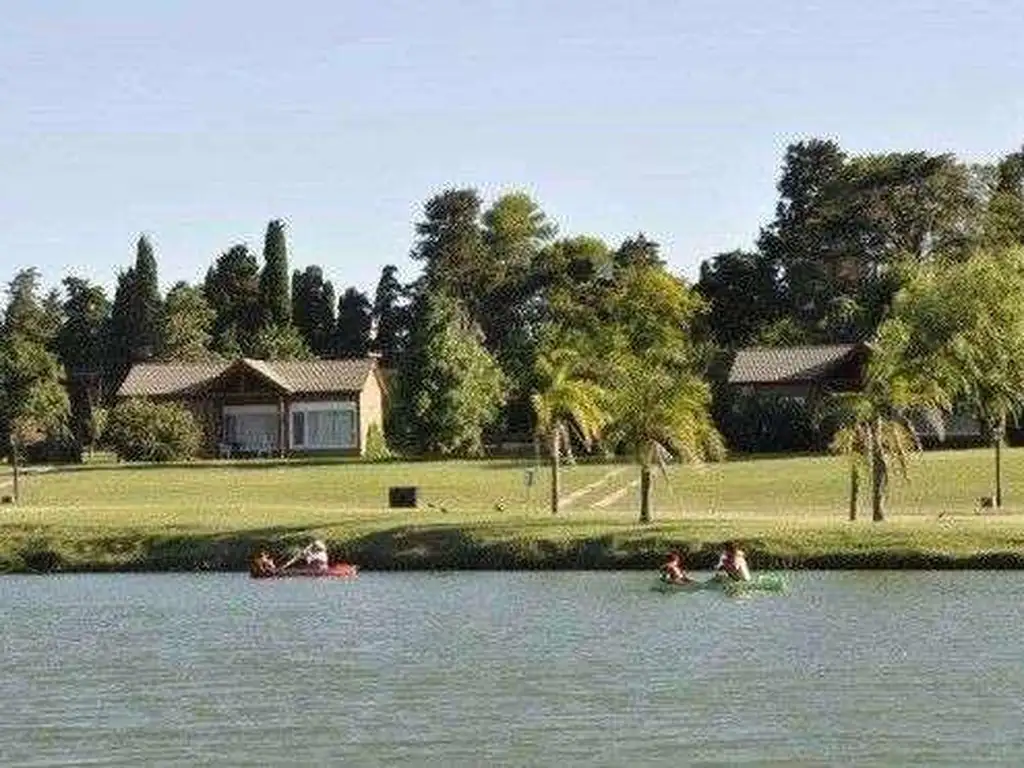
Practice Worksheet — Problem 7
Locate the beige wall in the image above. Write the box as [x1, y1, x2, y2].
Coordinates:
[358, 366, 385, 455]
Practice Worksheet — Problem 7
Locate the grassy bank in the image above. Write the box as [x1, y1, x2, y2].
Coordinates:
[4, 447, 1024, 572]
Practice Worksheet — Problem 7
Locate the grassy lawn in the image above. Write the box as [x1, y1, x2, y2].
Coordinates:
[4, 446, 1024, 571]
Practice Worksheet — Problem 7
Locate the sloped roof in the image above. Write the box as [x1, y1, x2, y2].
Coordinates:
[117, 357, 377, 397]
[728, 344, 862, 384]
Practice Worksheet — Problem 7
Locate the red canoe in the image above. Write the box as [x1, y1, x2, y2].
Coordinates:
[250, 563, 359, 579]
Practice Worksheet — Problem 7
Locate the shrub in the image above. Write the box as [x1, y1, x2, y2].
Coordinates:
[364, 422, 394, 461]
[106, 399, 202, 462]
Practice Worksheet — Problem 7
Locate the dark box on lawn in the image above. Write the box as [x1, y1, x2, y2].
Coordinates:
[389, 486, 417, 508]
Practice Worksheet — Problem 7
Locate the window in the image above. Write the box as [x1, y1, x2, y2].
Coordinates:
[289, 402, 357, 449]
[223, 404, 278, 452]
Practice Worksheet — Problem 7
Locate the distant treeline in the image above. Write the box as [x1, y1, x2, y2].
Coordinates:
[1, 137, 1023, 463]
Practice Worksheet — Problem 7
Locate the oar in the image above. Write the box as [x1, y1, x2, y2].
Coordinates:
[278, 546, 310, 572]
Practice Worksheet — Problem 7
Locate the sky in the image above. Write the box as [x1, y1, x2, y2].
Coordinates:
[2, 0, 1022, 302]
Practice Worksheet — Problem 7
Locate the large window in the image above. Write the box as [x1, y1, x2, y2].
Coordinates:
[223, 404, 278, 453]
[290, 401, 357, 449]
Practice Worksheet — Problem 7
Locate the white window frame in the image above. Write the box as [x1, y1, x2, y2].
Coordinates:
[223, 404, 279, 452]
[289, 400, 358, 450]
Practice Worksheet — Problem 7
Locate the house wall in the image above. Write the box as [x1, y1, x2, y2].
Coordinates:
[358, 368, 385, 455]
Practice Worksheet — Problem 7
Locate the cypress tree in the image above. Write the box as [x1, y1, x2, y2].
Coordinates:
[258, 219, 291, 329]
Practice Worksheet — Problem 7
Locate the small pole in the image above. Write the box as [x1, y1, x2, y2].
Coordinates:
[10, 436, 20, 504]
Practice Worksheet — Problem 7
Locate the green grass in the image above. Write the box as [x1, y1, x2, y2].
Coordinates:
[4, 446, 1024, 571]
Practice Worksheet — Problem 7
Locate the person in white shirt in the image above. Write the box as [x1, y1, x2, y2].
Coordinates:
[713, 541, 751, 582]
[305, 539, 329, 571]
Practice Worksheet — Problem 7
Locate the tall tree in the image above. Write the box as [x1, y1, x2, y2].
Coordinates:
[530, 345, 608, 515]
[614, 233, 665, 270]
[132, 235, 162, 360]
[885, 248, 1024, 508]
[291, 265, 335, 357]
[983, 147, 1024, 249]
[107, 236, 162, 386]
[159, 282, 215, 362]
[334, 287, 372, 358]
[257, 219, 291, 329]
[480, 192, 557, 385]
[56, 277, 110, 448]
[371, 265, 410, 367]
[390, 290, 506, 456]
[1, 272, 70, 486]
[203, 244, 260, 356]
[411, 189, 488, 316]
[696, 250, 782, 348]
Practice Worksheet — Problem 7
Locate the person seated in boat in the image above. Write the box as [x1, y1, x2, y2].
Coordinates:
[250, 551, 277, 577]
[659, 551, 694, 584]
[304, 539, 329, 572]
[713, 541, 751, 582]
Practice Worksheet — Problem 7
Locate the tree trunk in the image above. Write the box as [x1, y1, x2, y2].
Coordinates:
[871, 422, 886, 522]
[549, 430, 560, 515]
[849, 462, 859, 522]
[639, 464, 652, 523]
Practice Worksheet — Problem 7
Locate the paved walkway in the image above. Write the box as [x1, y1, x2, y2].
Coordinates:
[558, 468, 627, 509]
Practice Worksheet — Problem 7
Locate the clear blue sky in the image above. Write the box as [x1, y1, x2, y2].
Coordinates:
[2, 0, 1022, 301]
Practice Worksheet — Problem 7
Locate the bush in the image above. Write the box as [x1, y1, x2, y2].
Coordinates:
[106, 399, 202, 462]
[364, 422, 394, 461]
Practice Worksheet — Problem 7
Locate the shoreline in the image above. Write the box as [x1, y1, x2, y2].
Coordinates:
[5, 527, 1024, 573]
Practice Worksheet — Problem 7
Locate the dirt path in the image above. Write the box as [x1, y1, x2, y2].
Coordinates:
[591, 478, 640, 508]
[558, 467, 627, 509]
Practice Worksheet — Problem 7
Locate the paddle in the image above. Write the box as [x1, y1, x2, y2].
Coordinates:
[278, 545, 311, 572]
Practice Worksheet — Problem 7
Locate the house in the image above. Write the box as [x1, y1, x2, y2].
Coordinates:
[724, 343, 984, 446]
[116, 357, 385, 457]
[727, 344, 869, 400]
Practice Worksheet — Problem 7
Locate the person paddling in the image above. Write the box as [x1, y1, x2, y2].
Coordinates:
[304, 539, 329, 572]
[659, 551, 695, 584]
[713, 541, 751, 582]
[250, 551, 277, 577]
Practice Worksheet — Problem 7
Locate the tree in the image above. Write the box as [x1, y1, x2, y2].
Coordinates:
[291, 265, 335, 357]
[203, 244, 261, 356]
[159, 282, 215, 361]
[390, 290, 506, 456]
[257, 219, 291, 329]
[411, 189, 488, 316]
[983, 147, 1024, 249]
[249, 323, 312, 361]
[696, 250, 782, 348]
[827, 320, 951, 522]
[371, 265, 410, 367]
[334, 287, 372, 358]
[56, 277, 110, 449]
[597, 259, 723, 522]
[107, 236, 163, 387]
[885, 248, 1024, 508]
[132, 235, 162, 359]
[530, 345, 609, 515]
[1, 273, 70, 492]
[606, 355, 724, 523]
[3, 268, 62, 345]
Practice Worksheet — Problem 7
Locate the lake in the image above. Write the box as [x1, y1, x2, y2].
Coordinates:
[2, 571, 1023, 767]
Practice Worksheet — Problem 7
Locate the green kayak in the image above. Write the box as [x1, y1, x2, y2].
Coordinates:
[652, 573, 788, 595]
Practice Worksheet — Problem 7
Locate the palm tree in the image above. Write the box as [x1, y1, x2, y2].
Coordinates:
[530, 348, 609, 515]
[828, 324, 951, 522]
[606, 358, 724, 523]
[828, 393, 922, 522]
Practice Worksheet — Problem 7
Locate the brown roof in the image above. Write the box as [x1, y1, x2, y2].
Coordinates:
[117, 357, 377, 397]
[728, 344, 862, 384]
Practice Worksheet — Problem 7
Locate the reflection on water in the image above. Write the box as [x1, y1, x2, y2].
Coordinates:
[2, 571, 1023, 767]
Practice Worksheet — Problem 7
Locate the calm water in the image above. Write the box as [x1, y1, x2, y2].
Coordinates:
[2, 571, 1024, 767]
